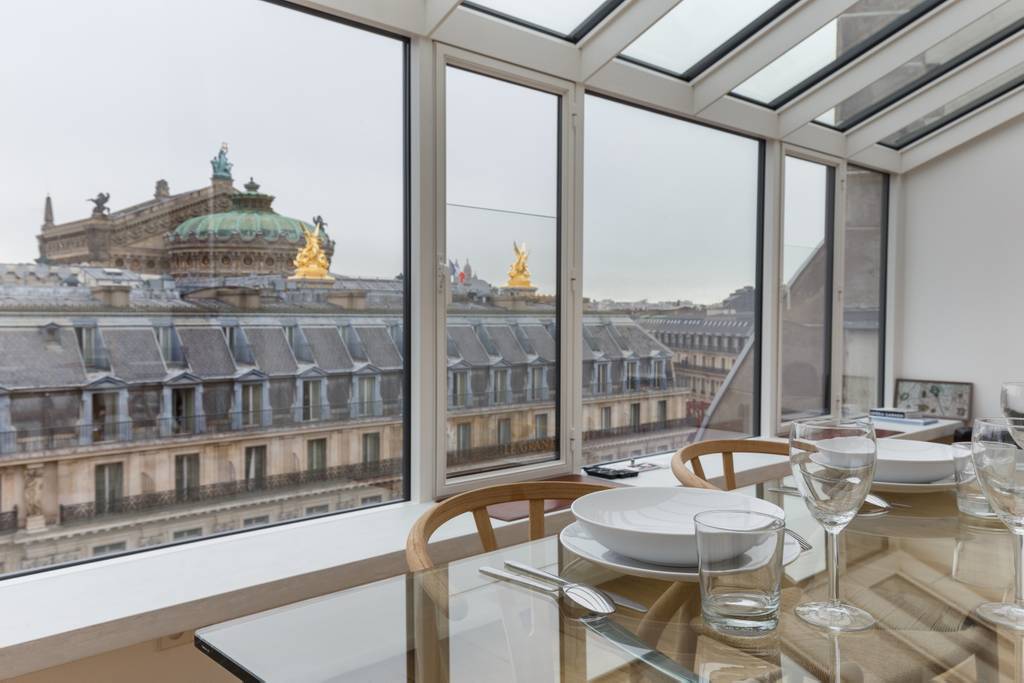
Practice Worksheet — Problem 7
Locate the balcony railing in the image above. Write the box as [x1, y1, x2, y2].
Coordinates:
[448, 389, 555, 411]
[0, 401, 404, 456]
[584, 376, 679, 397]
[58, 459, 402, 525]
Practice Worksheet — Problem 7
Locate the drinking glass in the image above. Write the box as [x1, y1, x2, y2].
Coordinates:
[951, 442, 995, 518]
[1002, 383, 1024, 418]
[695, 510, 785, 635]
[789, 418, 877, 631]
[971, 417, 1024, 629]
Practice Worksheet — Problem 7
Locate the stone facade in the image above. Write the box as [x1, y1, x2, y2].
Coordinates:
[37, 150, 333, 279]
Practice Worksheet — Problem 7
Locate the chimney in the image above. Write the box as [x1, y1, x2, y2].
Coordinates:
[91, 284, 132, 309]
[43, 195, 54, 227]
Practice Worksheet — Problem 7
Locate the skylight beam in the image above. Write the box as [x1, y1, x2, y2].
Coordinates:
[777, 0, 1010, 137]
[424, 0, 461, 35]
[579, 0, 683, 82]
[846, 29, 1024, 154]
[691, 0, 860, 113]
[900, 84, 1024, 169]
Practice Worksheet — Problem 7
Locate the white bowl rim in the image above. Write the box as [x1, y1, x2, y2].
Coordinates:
[570, 486, 782, 538]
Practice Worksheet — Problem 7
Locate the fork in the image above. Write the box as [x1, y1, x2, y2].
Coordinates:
[785, 528, 813, 552]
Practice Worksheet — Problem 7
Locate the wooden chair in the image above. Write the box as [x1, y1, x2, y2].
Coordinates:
[671, 439, 787, 491]
[406, 480, 610, 571]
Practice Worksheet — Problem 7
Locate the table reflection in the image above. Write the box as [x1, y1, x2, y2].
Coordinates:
[198, 488, 1024, 682]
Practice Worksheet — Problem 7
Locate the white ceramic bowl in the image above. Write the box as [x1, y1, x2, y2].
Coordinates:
[875, 439, 955, 484]
[570, 487, 784, 566]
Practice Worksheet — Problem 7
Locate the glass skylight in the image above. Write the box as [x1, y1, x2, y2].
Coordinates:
[462, 0, 625, 40]
[881, 61, 1024, 148]
[621, 0, 797, 79]
[817, 0, 1024, 129]
[734, 0, 942, 107]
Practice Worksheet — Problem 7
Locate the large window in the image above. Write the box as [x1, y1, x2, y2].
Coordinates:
[443, 65, 561, 480]
[842, 167, 889, 414]
[780, 156, 835, 423]
[582, 95, 762, 464]
[0, 1, 407, 576]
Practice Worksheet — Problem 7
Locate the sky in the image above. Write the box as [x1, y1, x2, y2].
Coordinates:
[1, 0, 824, 306]
[0, 0, 405, 279]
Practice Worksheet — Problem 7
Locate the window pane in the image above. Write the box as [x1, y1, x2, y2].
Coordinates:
[583, 95, 760, 464]
[0, 1, 406, 575]
[445, 66, 559, 478]
[463, 0, 622, 38]
[842, 167, 888, 414]
[881, 62, 1024, 148]
[818, 1, 1024, 128]
[781, 156, 834, 423]
[622, 0, 793, 78]
[735, 0, 938, 106]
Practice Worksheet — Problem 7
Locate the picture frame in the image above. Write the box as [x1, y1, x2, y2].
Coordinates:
[893, 378, 973, 422]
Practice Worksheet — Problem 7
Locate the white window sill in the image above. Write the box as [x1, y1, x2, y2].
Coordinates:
[0, 499, 516, 677]
[1, 419, 959, 677]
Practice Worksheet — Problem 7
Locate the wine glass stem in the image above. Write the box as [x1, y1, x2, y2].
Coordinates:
[1015, 532, 1024, 608]
[827, 529, 840, 606]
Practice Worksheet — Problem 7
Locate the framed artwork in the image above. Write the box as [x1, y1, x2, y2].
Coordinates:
[894, 379, 973, 422]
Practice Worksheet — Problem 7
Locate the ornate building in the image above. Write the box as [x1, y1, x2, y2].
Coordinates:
[36, 146, 333, 278]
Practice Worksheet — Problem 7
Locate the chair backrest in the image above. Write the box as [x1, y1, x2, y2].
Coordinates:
[671, 439, 787, 490]
[406, 480, 609, 571]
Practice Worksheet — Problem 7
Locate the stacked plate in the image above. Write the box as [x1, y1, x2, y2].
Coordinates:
[872, 439, 956, 492]
[562, 487, 801, 582]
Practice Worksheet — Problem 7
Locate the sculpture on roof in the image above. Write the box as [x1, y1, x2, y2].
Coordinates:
[506, 241, 532, 288]
[210, 142, 233, 180]
[290, 222, 333, 281]
[312, 215, 329, 239]
[87, 192, 111, 217]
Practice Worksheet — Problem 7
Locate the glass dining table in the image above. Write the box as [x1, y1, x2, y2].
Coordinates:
[195, 486, 1024, 682]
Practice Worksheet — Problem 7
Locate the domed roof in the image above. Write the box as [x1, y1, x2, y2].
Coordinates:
[170, 179, 321, 244]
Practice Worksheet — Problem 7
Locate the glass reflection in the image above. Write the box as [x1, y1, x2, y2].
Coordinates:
[817, 0, 1024, 129]
[735, 0, 937, 106]
[881, 62, 1024, 148]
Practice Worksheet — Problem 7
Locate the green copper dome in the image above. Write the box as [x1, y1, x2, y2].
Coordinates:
[170, 179, 319, 244]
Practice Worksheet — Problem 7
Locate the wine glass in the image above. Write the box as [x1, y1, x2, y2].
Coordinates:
[1001, 383, 1024, 419]
[971, 417, 1024, 629]
[789, 418, 877, 631]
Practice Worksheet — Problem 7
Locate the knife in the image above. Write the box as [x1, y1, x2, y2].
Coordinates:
[480, 567, 698, 682]
[581, 614, 700, 682]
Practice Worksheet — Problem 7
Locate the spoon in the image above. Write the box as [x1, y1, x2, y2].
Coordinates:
[479, 567, 615, 615]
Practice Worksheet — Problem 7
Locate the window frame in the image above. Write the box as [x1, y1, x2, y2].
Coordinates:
[460, 0, 628, 43]
[432, 45, 577, 497]
[773, 146, 888, 433]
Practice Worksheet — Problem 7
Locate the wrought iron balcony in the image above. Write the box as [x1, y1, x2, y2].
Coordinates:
[58, 459, 402, 525]
[1, 401, 404, 456]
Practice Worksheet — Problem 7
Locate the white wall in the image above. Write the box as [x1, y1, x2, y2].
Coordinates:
[898, 115, 1024, 419]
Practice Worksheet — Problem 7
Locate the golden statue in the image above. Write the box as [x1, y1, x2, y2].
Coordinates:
[506, 241, 532, 288]
[290, 219, 333, 280]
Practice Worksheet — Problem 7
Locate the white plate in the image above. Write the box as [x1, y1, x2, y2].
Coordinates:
[559, 522, 802, 583]
[874, 439, 955, 484]
[571, 487, 784, 566]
